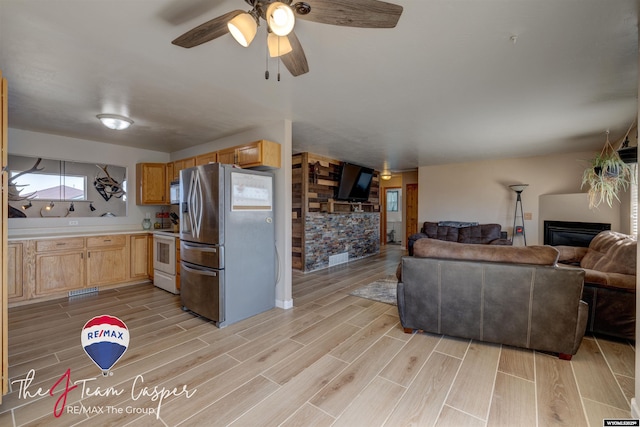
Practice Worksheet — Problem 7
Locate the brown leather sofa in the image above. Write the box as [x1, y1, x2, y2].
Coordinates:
[555, 231, 636, 340]
[408, 221, 511, 255]
[397, 238, 588, 359]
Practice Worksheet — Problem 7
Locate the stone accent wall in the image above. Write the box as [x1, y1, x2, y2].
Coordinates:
[304, 212, 380, 272]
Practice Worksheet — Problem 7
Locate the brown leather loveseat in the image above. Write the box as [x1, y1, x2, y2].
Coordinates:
[397, 238, 588, 359]
[408, 221, 511, 255]
[555, 231, 636, 340]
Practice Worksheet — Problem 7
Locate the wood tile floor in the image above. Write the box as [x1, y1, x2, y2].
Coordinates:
[0, 245, 635, 426]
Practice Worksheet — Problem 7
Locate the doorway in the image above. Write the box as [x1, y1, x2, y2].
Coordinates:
[385, 187, 402, 245]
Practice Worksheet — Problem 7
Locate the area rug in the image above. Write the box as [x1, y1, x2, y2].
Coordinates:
[350, 278, 398, 305]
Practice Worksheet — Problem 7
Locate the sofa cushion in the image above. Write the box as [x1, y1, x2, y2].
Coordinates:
[422, 222, 459, 241]
[580, 231, 637, 275]
[458, 224, 502, 244]
[413, 238, 559, 266]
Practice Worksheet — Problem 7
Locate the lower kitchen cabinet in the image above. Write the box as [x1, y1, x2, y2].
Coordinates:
[86, 235, 128, 287]
[7, 242, 25, 300]
[10, 233, 152, 304]
[130, 234, 149, 279]
[35, 250, 85, 296]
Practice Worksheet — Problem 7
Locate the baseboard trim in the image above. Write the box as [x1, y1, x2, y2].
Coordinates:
[631, 398, 639, 418]
[276, 299, 294, 310]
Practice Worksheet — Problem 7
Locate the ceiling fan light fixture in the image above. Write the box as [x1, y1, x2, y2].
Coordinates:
[267, 33, 293, 57]
[228, 12, 258, 47]
[97, 114, 133, 130]
[266, 2, 295, 36]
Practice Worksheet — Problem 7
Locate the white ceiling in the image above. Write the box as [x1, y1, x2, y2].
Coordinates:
[0, 0, 637, 173]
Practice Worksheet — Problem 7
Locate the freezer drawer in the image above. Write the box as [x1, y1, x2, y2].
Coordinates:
[180, 261, 224, 324]
[181, 241, 223, 269]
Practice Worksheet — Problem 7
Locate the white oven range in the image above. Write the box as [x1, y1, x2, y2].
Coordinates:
[153, 232, 179, 294]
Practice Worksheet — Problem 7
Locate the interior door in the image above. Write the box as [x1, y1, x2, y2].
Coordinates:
[405, 183, 418, 248]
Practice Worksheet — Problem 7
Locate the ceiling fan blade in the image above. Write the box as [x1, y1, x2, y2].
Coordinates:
[280, 31, 309, 76]
[172, 10, 243, 48]
[295, 0, 403, 28]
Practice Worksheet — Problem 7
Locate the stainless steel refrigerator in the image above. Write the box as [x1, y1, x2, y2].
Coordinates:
[179, 163, 275, 327]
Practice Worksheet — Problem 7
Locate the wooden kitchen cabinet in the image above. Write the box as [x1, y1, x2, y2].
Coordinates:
[237, 140, 281, 168]
[7, 242, 24, 301]
[86, 235, 128, 287]
[173, 157, 196, 181]
[130, 234, 149, 279]
[217, 147, 237, 165]
[217, 140, 281, 169]
[136, 163, 168, 205]
[34, 237, 85, 296]
[167, 162, 175, 183]
[13, 233, 151, 304]
[196, 151, 217, 166]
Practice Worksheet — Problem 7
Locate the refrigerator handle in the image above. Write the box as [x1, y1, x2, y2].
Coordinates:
[181, 263, 218, 277]
[188, 170, 203, 238]
[181, 243, 218, 253]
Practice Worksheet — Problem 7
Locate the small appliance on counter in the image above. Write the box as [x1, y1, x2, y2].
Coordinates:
[179, 163, 275, 327]
[170, 180, 180, 205]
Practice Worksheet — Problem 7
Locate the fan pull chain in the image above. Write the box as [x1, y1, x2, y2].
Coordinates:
[265, 36, 270, 80]
[277, 36, 281, 81]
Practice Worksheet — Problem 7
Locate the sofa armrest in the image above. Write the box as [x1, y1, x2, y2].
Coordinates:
[555, 246, 588, 264]
[489, 239, 513, 246]
[571, 300, 589, 355]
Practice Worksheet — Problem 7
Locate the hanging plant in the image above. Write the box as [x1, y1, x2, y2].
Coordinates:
[581, 131, 632, 209]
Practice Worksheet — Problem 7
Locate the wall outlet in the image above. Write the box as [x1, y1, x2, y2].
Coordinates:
[69, 220, 78, 225]
[524, 213, 533, 220]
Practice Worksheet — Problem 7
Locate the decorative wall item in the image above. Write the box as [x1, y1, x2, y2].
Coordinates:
[7, 155, 127, 218]
[94, 165, 126, 201]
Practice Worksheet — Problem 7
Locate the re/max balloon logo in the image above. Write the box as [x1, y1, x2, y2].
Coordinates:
[81, 315, 130, 376]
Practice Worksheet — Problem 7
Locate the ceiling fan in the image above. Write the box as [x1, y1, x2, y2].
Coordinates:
[171, 0, 403, 77]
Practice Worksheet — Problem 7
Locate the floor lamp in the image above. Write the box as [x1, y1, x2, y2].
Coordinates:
[510, 184, 528, 245]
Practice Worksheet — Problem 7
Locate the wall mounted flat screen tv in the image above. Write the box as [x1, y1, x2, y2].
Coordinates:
[336, 162, 374, 202]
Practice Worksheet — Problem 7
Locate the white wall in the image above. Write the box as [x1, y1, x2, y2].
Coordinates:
[7, 128, 169, 235]
[417, 151, 606, 245]
[539, 193, 622, 240]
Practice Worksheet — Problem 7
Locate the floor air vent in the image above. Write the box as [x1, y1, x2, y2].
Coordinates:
[69, 287, 99, 298]
[329, 252, 349, 267]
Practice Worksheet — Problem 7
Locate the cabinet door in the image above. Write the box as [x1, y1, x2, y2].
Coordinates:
[196, 152, 217, 166]
[87, 247, 127, 286]
[237, 140, 281, 169]
[130, 234, 149, 279]
[167, 162, 176, 182]
[217, 147, 237, 165]
[35, 251, 85, 295]
[136, 163, 167, 205]
[7, 242, 24, 300]
[182, 157, 196, 169]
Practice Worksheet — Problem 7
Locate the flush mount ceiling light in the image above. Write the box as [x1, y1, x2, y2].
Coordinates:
[228, 11, 258, 47]
[380, 172, 392, 180]
[97, 114, 133, 130]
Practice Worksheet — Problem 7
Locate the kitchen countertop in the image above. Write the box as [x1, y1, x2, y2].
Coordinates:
[8, 227, 161, 241]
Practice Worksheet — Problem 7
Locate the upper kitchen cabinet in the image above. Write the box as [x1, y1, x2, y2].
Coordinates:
[195, 151, 218, 166]
[173, 157, 196, 181]
[219, 140, 281, 169]
[136, 163, 168, 205]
